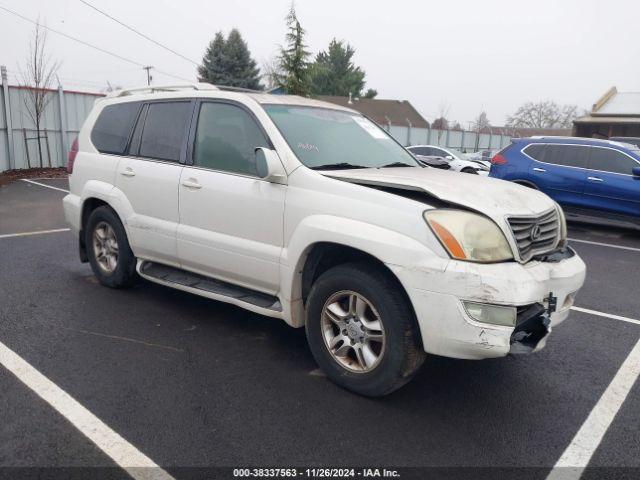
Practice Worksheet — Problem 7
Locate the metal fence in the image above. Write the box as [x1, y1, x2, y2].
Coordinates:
[1, 66, 102, 172]
[387, 124, 512, 152]
[1, 66, 514, 172]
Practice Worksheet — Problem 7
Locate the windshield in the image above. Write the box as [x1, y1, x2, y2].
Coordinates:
[263, 105, 420, 169]
[446, 148, 466, 159]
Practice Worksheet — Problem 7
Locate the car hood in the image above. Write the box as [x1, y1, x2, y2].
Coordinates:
[322, 167, 556, 220]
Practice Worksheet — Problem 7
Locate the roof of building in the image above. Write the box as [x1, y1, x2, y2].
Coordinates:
[574, 87, 640, 125]
[591, 87, 640, 116]
[317, 96, 430, 128]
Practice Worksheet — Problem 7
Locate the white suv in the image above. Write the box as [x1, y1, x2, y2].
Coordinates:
[63, 84, 586, 396]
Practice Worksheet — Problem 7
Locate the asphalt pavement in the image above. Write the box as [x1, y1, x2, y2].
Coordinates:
[0, 178, 638, 479]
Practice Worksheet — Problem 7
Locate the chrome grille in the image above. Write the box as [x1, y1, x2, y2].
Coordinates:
[507, 209, 559, 262]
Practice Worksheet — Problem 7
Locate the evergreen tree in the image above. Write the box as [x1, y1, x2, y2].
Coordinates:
[363, 88, 377, 99]
[309, 39, 366, 97]
[198, 29, 262, 89]
[276, 3, 311, 95]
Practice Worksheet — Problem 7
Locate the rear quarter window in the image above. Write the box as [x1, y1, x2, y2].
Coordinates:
[523, 143, 545, 160]
[91, 102, 142, 155]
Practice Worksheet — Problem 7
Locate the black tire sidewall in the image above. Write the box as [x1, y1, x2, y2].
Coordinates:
[306, 262, 424, 396]
[85, 206, 137, 288]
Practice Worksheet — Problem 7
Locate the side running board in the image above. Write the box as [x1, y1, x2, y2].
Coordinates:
[139, 261, 282, 312]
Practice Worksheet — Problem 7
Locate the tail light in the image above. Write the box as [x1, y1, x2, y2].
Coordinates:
[491, 153, 508, 165]
[67, 137, 78, 174]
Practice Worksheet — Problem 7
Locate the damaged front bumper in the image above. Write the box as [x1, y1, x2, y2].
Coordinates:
[388, 247, 586, 360]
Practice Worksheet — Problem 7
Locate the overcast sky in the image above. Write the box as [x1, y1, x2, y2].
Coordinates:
[1, 0, 639, 126]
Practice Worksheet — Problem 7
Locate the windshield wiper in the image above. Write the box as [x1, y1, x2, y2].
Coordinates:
[378, 162, 418, 168]
[310, 163, 368, 170]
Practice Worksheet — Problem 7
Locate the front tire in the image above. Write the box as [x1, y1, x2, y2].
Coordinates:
[461, 167, 478, 174]
[305, 262, 426, 396]
[85, 206, 137, 288]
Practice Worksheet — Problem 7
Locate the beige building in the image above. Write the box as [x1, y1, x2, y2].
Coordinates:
[573, 87, 640, 138]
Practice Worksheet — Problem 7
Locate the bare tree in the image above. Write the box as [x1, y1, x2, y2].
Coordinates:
[506, 100, 578, 129]
[472, 110, 491, 131]
[432, 102, 450, 143]
[261, 55, 283, 90]
[19, 20, 60, 168]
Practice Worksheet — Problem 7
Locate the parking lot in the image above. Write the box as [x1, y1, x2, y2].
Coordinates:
[1, 177, 639, 479]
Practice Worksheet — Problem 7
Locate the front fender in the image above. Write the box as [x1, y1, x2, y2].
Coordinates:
[280, 215, 446, 327]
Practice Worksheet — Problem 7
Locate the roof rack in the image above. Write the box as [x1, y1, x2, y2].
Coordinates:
[106, 83, 219, 98]
[215, 85, 263, 93]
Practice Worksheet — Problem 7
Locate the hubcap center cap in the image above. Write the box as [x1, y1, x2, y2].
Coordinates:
[346, 321, 364, 341]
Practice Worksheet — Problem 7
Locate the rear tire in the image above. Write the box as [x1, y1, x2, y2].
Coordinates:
[305, 262, 426, 397]
[85, 206, 137, 288]
[461, 167, 478, 174]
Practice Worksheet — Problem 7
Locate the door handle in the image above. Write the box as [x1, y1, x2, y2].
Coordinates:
[181, 179, 202, 189]
[120, 167, 135, 177]
[533, 167, 546, 173]
[587, 176, 603, 182]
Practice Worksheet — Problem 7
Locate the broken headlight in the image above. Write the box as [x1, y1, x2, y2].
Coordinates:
[424, 210, 513, 263]
[556, 203, 568, 247]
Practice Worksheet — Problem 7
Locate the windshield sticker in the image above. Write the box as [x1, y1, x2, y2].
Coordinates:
[297, 142, 319, 152]
[353, 116, 388, 139]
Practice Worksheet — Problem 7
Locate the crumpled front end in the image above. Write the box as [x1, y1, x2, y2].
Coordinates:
[388, 248, 586, 360]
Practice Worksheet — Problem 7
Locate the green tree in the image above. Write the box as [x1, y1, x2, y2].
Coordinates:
[363, 88, 377, 99]
[198, 29, 262, 89]
[308, 39, 367, 97]
[276, 3, 311, 95]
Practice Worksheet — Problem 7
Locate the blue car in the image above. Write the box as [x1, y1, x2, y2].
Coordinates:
[489, 137, 640, 228]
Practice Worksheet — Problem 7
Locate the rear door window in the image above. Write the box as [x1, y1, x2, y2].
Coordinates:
[588, 147, 639, 175]
[139, 101, 192, 162]
[542, 145, 588, 168]
[91, 102, 142, 155]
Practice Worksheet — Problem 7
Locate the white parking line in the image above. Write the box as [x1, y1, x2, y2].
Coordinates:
[0, 228, 70, 239]
[21, 178, 70, 193]
[547, 337, 640, 479]
[569, 237, 640, 253]
[571, 306, 640, 327]
[0, 340, 175, 480]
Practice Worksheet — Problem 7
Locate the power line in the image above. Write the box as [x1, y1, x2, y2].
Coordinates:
[0, 4, 192, 83]
[79, 0, 199, 66]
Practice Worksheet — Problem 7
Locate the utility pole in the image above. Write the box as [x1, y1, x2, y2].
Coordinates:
[143, 66, 153, 86]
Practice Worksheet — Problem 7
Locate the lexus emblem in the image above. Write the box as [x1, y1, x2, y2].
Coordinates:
[530, 224, 542, 241]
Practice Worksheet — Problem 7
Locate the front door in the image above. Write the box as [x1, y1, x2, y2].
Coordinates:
[177, 101, 285, 294]
[582, 146, 640, 217]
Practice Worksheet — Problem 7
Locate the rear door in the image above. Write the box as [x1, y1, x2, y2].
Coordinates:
[177, 100, 285, 294]
[527, 144, 588, 206]
[582, 146, 640, 218]
[115, 100, 193, 265]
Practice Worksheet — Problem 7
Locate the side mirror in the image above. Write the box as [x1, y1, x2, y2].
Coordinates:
[445, 155, 454, 160]
[633, 166, 640, 178]
[255, 147, 287, 184]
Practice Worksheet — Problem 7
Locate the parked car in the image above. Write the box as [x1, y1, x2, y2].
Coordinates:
[465, 149, 498, 169]
[609, 136, 640, 148]
[490, 136, 640, 229]
[64, 84, 586, 396]
[411, 154, 451, 170]
[407, 145, 488, 174]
